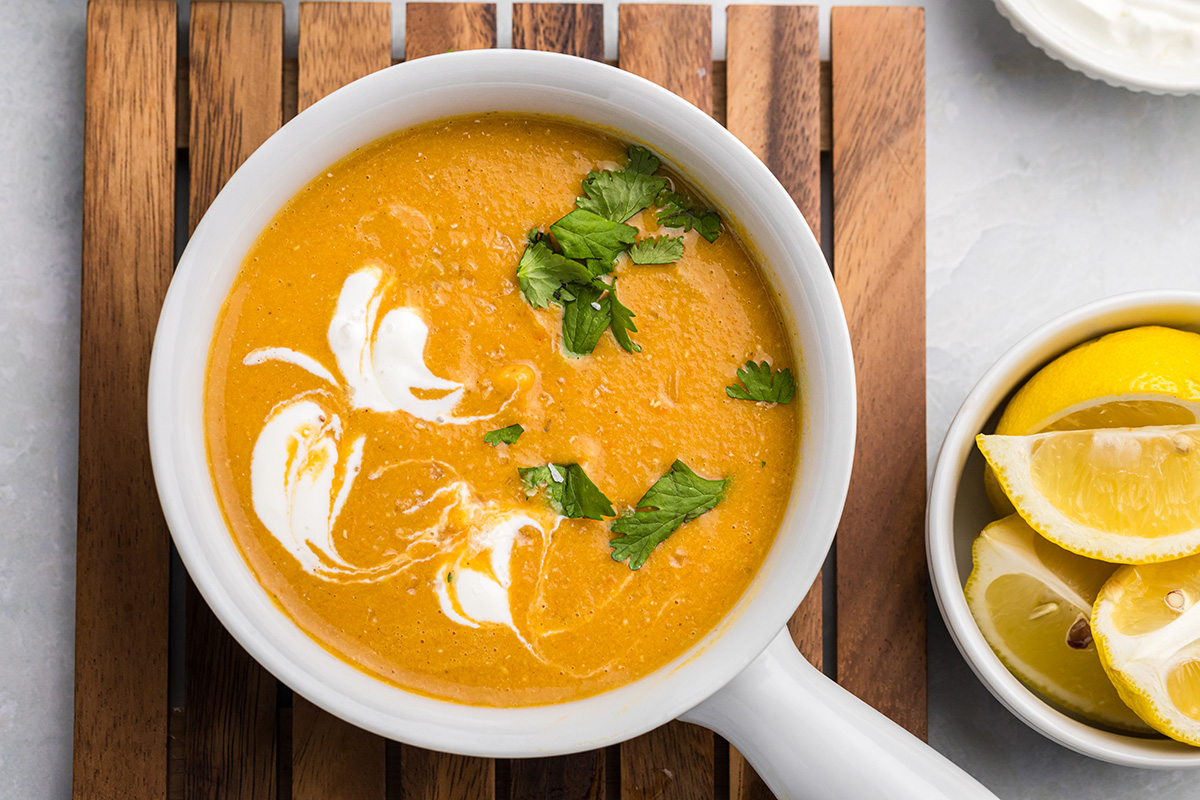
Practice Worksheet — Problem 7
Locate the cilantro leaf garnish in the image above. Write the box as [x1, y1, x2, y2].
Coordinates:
[519, 463, 614, 520]
[484, 424, 524, 446]
[629, 235, 684, 265]
[579, 170, 667, 224]
[608, 281, 640, 354]
[516, 241, 594, 308]
[561, 282, 612, 356]
[551, 209, 637, 268]
[609, 461, 727, 570]
[656, 189, 722, 243]
[626, 145, 660, 176]
[726, 360, 796, 404]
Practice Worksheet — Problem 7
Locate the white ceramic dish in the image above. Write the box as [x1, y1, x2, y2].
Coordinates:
[928, 290, 1200, 767]
[993, 0, 1200, 95]
[150, 49, 996, 798]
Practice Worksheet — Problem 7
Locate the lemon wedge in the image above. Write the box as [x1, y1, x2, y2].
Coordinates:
[984, 326, 1200, 516]
[966, 515, 1150, 731]
[1093, 556, 1200, 745]
[979, 425, 1200, 564]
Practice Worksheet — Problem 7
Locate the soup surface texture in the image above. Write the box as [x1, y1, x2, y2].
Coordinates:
[206, 115, 800, 706]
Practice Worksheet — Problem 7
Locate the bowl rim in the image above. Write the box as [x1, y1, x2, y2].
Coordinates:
[992, 0, 1200, 95]
[927, 289, 1200, 767]
[148, 49, 857, 755]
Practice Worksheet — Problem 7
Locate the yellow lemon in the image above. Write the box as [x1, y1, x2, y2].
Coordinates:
[984, 326, 1200, 516]
[979, 425, 1200, 564]
[1092, 555, 1200, 745]
[966, 515, 1150, 732]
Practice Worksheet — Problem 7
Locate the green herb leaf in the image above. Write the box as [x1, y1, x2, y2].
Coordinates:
[608, 281, 640, 354]
[725, 360, 796, 404]
[626, 145, 660, 176]
[517, 241, 593, 308]
[578, 169, 668, 224]
[561, 282, 612, 356]
[519, 463, 615, 520]
[551, 209, 638, 268]
[609, 461, 726, 570]
[656, 189, 722, 243]
[629, 235, 685, 265]
[484, 424, 524, 446]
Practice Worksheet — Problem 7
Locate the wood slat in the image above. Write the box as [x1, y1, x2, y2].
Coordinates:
[399, 747, 495, 800]
[724, 10, 822, 796]
[617, 7, 716, 797]
[293, 699, 386, 800]
[399, 13, 496, 800]
[618, 4, 712, 116]
[504, 8, 609, 796]
[404, 2, 497, 59]
[291, 5, 393, 800]
[298, 1, 392, 112]
[185, 4, 284, 798]
[831, 6, 927, 739]
[512, 3, 603, 60]
[75, 3, 175, 797]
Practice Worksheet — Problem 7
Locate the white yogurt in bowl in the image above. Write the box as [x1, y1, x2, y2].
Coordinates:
[995, 0, 1200, 93]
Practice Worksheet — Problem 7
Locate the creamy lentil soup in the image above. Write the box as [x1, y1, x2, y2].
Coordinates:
[205, 115, 800, 706]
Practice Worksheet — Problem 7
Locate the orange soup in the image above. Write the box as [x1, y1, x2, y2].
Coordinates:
[205, 115, 800, 706]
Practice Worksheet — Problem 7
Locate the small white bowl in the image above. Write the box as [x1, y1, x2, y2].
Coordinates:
[928, 291, 1200, 767]
[993, 0, 1200, 95]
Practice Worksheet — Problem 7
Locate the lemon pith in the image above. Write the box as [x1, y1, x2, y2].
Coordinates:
[1093, 556, 1200, 745]
[965, 515, 1151, 732]
[979, 425, 1200, 564]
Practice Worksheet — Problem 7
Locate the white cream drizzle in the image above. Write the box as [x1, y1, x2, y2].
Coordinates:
[250, 399, 364, 575]
[435, 514, 545, 632]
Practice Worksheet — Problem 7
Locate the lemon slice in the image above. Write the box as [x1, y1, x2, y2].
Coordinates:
[984, 326, 1200, 515]
[979, 425, 1200, 563]
[1093, 556, 1200, 745]
[966, 515, 1150, 731]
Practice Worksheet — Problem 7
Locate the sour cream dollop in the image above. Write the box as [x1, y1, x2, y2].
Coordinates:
[1040, 0, 1200, 67]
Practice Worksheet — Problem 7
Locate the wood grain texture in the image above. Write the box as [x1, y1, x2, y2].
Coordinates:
[618, 4, 712, 115]
[298, 2, 392, 112]
[292, 698, 386, 800]
[831, 6, 927, 740]
[404, 3, 497, 59]
[75, 3, 175, 797]
[512, 3, 603, 60]
[620, 721, 713, 800]
[510, 755, 604, 800]
[185, 4, 284, 798]
[399, 747, 495, 800]
[291, 5, 392, 800]
[725, 10, 822, 796]
[617, 6, 716, 796]
[726, 5, 820, 239]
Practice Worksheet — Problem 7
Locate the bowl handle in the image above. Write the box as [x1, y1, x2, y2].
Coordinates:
[679, 629, 997, 800]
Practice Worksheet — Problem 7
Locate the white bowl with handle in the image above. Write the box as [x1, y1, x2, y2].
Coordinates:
[928, 290, 1200, 766]
[150, 48, 998, 798]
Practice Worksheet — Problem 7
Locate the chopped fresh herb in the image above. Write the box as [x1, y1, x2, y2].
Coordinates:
[608, 281, 640, 354]
[550, 209, 637, 268]
[629, 235, 685, 265]
[484, 424, 524, 446]
[626, 145, 660, 176]
[761, 461, 767, 468]
[519, 463, 614, 520]
[726, 360, 796, 404]
[609, 461, 727, 570]
[516, 241, 593, 308]
[579, 169, 667, 224]
[561, 282, 612, 356]
[656, 189, 722, 243]
[446, 571, 454, 582]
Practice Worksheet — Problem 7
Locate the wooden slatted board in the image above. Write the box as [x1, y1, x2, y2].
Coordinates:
[75, 2, 925, 799]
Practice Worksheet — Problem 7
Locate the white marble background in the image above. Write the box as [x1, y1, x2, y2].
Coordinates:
[3, 0, 1200, 798]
